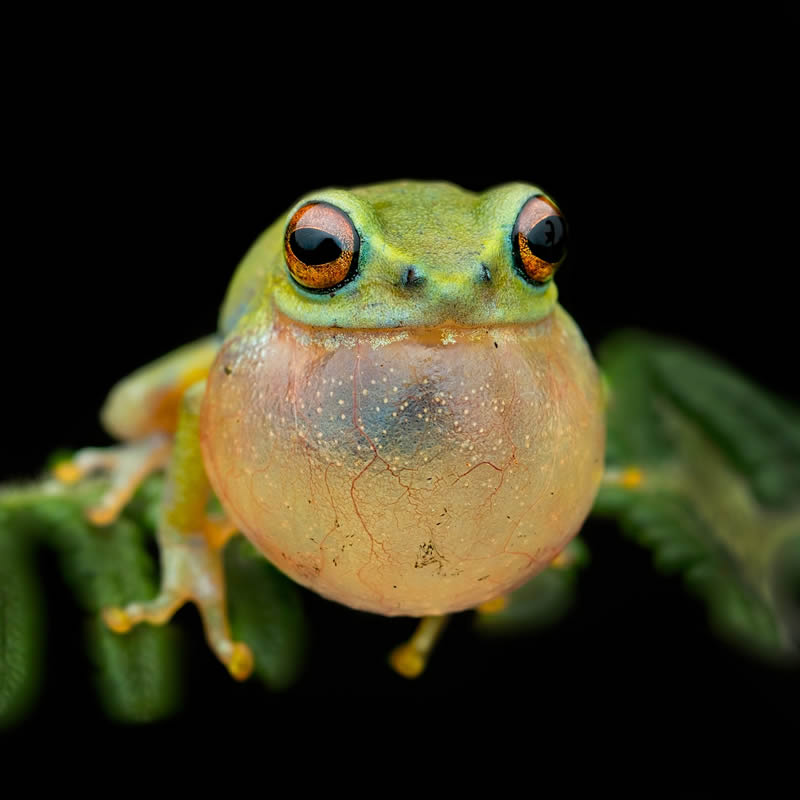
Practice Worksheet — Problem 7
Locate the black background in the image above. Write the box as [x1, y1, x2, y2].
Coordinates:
[4, 5, 798, 751]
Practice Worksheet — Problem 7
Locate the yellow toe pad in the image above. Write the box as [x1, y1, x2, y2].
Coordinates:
[389, 644, 425, 679]
[477, 595, 509, 615]
[228, 643, 254, 681]
[103, 606, 133, 634]
[53, 461, 82, 484]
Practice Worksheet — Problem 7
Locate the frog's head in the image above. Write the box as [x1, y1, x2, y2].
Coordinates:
[219, 181, 566, 333]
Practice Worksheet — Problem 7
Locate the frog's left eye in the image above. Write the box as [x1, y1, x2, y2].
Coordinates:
[285, 202, 360, 291]
[512, 195, 567, 285]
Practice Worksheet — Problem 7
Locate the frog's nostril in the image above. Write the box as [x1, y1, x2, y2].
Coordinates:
[401, 266, 426, 288]
[479, 263, 492, 283]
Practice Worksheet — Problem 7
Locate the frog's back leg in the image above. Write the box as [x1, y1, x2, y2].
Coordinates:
[100, 336, 220, 440]
[389, 615, 450, 678]
[54, 336, 220, 525]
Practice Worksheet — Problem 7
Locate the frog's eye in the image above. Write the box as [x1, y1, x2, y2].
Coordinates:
[285, 202, 360, 291]
[512, 195, 567, 285]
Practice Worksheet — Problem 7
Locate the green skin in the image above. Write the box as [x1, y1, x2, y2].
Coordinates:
[220, 181, 559, 335]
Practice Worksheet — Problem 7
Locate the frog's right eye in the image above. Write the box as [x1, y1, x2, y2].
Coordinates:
[285, 202, 360, 291]
[512, 195, 567, 286]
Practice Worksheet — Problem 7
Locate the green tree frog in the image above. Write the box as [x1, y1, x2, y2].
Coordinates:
[55, 181, 605, 679]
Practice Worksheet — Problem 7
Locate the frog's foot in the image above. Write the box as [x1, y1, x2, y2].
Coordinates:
[389, 615, 449, 679]
[53, 433, 171, 526]
[550, 549, 574, 569]
[476, 594, 510, 614]
[602, 465, 645, 490]
[102, 526, 253, 681]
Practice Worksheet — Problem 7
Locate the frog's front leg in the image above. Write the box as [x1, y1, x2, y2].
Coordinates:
[54, 336, 220, 526]
[54, 433, 172, 525]
[102, 381, 253, 680]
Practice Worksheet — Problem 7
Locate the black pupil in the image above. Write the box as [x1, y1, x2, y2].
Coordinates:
[290, 227, 343, 266]
[526, 215, 566, 263]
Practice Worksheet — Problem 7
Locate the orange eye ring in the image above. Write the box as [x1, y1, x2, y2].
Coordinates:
[512, 195, 567, 285]
[285, 202, 360, 291]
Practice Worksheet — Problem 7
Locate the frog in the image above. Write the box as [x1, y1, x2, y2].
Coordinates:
[54, 181, 608, 680]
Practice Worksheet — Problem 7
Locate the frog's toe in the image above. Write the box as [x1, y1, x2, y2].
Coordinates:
[218, 641, 254, 682]
[53, 434, 171, 526]
[103, 592, 184, 632]
[102, 588, 254, 680]
[389, 643, 426, 678]
[476, 594, 510, 614]
[388, 615, 449, 679]
[602, 465, 646, 490]
[102, 605, 135, 633]
[550, 549, 575, 569]
[102, 593, 251, 680]
[103, 528, 254, 681]
[52, 459, 84, 484]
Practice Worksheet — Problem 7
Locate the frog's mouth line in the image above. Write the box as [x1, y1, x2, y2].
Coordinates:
[263, 269, 560, 335]
[269, 307, 557, 350]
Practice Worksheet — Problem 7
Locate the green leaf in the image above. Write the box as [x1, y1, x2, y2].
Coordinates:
[474, 537, 589, 636]
[595, 330, 800, 659]
[225, 536, 308, 690]
[52, 515, 181, 724]
[0, 515, 44, 728]
[0, 483, 181, 724]
[0, 472, 310, 724]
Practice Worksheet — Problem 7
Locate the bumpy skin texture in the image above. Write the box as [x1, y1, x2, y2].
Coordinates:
[201, 181, 606, 616]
